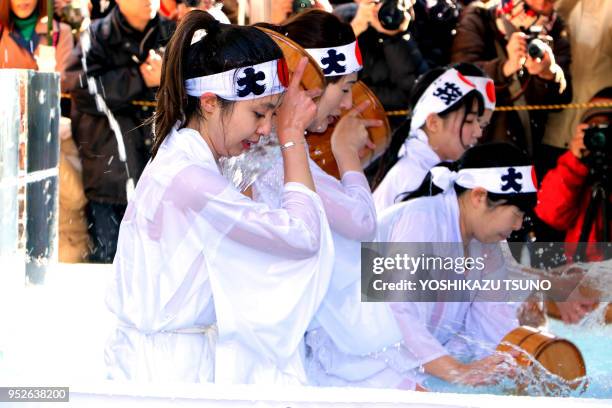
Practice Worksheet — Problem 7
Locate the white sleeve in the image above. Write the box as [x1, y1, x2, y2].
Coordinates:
[170, 166, 335, 384]
[312, 164, 377, 241]
[389, 302, 449, 367]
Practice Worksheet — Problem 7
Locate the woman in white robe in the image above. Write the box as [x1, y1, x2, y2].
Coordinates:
[105, 11, 334, 385]
[374, 143, 538, 386]
[222, 11, 420, 390]
[373, 63, 496, 211]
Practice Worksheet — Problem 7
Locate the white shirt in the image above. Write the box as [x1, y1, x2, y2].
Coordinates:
[373, 129, 441, 211]
[376, 191, 519, 374]
[105, 127, 334, 385]
[252, 145, 418, 389]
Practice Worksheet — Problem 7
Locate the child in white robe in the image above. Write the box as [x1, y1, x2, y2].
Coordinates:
[373, 63, 496, 211]
[105, 11, 334, 385]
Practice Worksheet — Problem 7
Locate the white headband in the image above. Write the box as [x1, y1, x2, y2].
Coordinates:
[430, 165, 537, 194]
[410, 68, 477, 132]
[305, 41, 363, 77]
[185, 59, 288, 100]
[466, 75, 496, 110]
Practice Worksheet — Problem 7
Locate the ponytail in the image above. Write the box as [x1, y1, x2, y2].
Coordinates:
[151, 11, 220, 158]
[150, 10, 283, 158]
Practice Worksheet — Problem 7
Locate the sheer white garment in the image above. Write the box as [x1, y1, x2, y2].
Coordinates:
[373, 129, 441, 211]
[252, 144, 422, 390]
[105, 127, 334, 385]
[376, 190, 519, 380]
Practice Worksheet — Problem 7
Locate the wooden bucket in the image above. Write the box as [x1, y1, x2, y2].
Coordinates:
[256, 27, 324, 92]
[497, 326, 586, 392]
[307, 81, 391, 178]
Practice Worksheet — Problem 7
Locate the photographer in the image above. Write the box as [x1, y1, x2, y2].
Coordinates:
[535, 88, 612, 260]
[451, 0, 572, 167]
[411, 0, 462, 67]
[334, 0, 429, 128]
[64, 0, 175, 262]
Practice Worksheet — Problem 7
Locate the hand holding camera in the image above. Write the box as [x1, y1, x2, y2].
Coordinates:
[570, 123, 590, 160]
[503, 32, 528, 77]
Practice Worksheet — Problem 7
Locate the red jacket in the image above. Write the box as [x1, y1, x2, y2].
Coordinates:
[535, 151, 611, 259]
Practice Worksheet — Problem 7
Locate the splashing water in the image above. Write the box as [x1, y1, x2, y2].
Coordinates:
[220, 133, 281, 192]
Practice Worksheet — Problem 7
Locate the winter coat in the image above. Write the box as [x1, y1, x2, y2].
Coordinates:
[0, 17, 73, 90]
[64, 7, 175, 205]
[451, 3, 572, 157]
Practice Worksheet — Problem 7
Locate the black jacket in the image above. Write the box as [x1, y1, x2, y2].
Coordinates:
[334, 4, 429, 119]
[65, 7, 175, 205]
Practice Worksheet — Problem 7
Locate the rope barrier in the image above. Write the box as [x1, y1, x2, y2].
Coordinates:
[60, 93, 612, 117]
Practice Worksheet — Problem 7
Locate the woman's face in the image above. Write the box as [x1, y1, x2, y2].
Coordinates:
[525, 0, 556, 16]
[307, 73, 357, 134]
[472, 197, 525, 244]
[434, 99, 483, 161]
[10, 0, 37, 19]
[208, 94, 281, 158]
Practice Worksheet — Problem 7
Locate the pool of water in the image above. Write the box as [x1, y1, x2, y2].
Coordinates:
[422, 318, 612, 398]
[0, 264, 610, 404]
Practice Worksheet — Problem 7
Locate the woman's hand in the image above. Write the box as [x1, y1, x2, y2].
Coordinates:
[331, 100, 381, 175]
[276, 57, 322, 144]
[425, 353, 517, 386]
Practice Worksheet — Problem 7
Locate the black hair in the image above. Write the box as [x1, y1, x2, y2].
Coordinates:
[372, 66, 484, 189]
[151, 11, 283, 158]
[402, 143, 537, 213]
[451, 61, 487, 78]
[254, 9, 356, 84]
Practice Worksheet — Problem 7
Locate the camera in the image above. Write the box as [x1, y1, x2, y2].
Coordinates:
[378, 0, 410, 31]
[523, 26, 553, 59]
[583, 123, 611, 187]
[293, 0, 314, 13]
[584, 123, 611, 154]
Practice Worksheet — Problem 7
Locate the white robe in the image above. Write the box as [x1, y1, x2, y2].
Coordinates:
[105, 127, 334, 385]
[373, 129, 441, 212]
[376, 190, 519, 382]
[252, 147, 417, 390]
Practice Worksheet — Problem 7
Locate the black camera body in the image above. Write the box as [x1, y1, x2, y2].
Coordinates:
[584, 123, 611, 154]
[583, 123, 611, 187]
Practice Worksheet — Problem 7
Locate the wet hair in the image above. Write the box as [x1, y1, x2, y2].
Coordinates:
[151, 11, 283, 158]
[254, 9, 356, 84]
[0, 0, 47, 29]
[372, 66, 484, 188]
[402, 143, 537, 213]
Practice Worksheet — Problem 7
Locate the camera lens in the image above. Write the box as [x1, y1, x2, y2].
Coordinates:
[293, 0, 314, 13]
[528, 39, 546, 59]
[378, 0, 406, 31]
